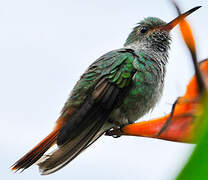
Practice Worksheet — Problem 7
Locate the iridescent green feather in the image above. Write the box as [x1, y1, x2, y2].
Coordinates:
[61, 49, 137, 114]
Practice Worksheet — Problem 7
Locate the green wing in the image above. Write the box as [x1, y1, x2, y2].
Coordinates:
[61, 48, 137, 114]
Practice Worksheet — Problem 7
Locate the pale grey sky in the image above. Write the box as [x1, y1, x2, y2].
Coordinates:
[1, 0, 207, 180]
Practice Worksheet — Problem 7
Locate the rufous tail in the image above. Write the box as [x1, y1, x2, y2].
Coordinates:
[11, 128, 59, 172]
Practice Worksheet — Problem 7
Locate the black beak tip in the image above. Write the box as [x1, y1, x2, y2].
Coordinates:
[192, 6, 202, 12]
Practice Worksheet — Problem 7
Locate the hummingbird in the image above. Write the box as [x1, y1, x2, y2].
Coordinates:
[11, 6, 200, 175]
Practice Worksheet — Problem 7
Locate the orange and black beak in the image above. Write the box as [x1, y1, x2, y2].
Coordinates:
[159, 6, 201, 31]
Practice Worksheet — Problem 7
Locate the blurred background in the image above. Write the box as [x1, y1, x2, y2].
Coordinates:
[0, 0, 207, 179]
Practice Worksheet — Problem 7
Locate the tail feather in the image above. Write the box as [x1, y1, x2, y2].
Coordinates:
[38, 108, 110, 175]
[11, 128, 59, 172]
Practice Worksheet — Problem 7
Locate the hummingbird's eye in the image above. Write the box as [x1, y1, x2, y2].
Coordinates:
[140, 27, 148, 34]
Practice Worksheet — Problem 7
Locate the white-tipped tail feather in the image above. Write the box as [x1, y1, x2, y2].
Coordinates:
[37, 121, 109, 175]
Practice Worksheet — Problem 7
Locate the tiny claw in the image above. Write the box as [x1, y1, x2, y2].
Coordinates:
[105, 127, 123, 137]
[112, 134, 121, 138]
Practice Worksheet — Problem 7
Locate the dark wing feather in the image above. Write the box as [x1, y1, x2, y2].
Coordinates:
[57, 82, 119, 146]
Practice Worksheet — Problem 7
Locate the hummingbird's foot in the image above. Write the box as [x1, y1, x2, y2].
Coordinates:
[105, 127, 123, 138]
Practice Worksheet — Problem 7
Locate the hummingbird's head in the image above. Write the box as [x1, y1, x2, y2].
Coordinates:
[124, 7, 201, 53]
[124, 17, 171, 52]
